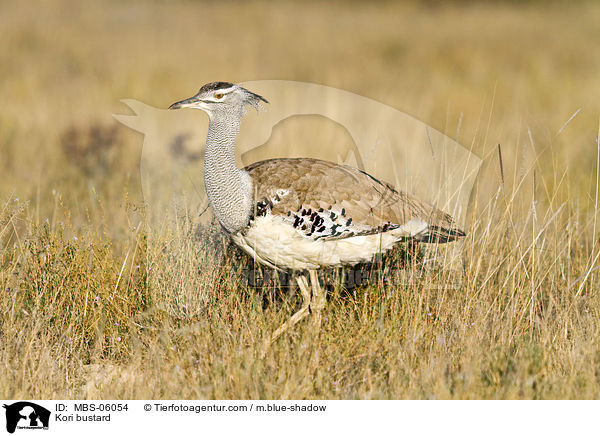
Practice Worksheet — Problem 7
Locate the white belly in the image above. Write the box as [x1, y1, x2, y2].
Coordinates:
[230, 215, 426, 270]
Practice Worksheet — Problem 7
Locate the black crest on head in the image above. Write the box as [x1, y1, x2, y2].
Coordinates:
[199, 81, 235, 93]
[245, 89, 268, 104]
[197, 81, 268, 105]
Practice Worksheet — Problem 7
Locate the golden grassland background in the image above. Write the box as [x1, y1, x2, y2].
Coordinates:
[2, 0, 600, 399]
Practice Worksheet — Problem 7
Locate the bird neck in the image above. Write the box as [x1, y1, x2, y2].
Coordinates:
[204, 114, 253, 233]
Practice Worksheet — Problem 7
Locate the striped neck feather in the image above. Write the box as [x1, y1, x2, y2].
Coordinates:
[204, 115, 253, 233]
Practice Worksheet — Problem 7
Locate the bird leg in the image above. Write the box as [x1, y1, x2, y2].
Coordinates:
[308, 270, 326, 330]
[261, 274, 311, 357]
[307, 270, 326, 366]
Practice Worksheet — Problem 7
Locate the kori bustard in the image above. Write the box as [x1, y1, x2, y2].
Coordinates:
[169, 82, 465, 351]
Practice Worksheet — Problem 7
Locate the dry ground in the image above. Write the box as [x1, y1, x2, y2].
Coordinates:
[1, 0, 600, 399]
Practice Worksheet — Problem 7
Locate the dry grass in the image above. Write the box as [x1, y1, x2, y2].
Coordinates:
[2, 0, 600, 399]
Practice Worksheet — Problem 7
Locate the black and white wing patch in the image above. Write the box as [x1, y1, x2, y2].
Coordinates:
[283, 205, 401, 241]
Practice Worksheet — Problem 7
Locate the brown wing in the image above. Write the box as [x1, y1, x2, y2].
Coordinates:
[244, 158, 464, 242]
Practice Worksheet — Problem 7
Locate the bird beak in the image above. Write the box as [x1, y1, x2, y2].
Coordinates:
[169, 95, 201, 110]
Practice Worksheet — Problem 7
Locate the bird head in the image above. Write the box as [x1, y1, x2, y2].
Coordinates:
[168, 82, 268, 117]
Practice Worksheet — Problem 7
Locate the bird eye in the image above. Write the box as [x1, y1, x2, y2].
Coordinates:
[214, 93, 224, 99]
